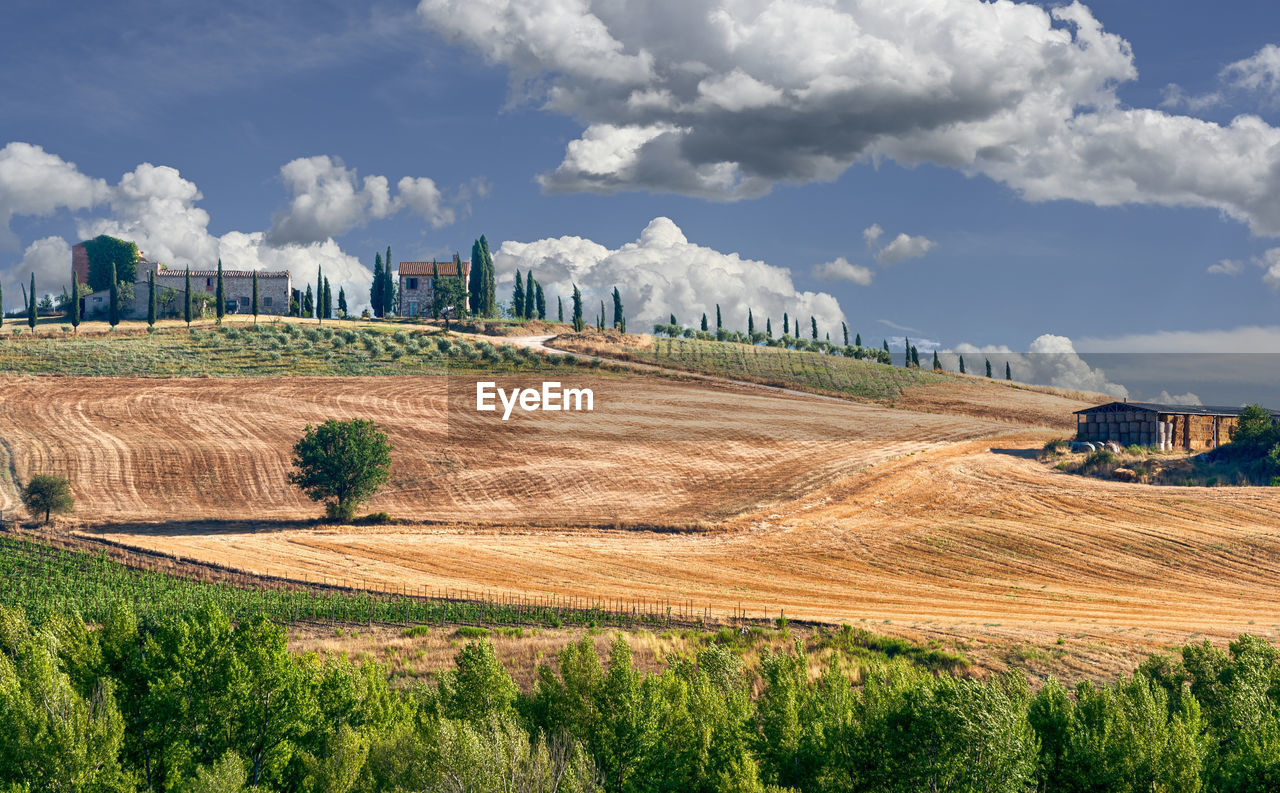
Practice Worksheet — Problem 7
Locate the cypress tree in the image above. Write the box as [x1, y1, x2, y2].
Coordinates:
[68, 262, 79, 333]
[1005, 361, 1012, 381]
[558, 295, 564, 323]
[215, 258, 225, 324]
[480, 235, 495, 316]
[147, 270, 156, 327]
[783, 313, 789, 336]
[855, 333, 861, 347]
[315, 265, 323, 324]
[701, 313, 708, 331]
[251, 271, 259, 324]
[535, 283, 546, 319]
[0, 279, 3, 329]
[716, 304, 722, 330]
[469, 238, 484, 315]
[108, 261, 119, 329]
[933, 350, 941, 371]
[303, 285, 314, 318]
[811, 316, 818, 340]
[882, 339, 889, 354]
[612, 287, 624, 330]
[747, 308, 754, 335]
[842, 322, 848, 346]
[338, 287, 347, 316]
[766, 318, 772, 338]
[524, 272, 537, 319]
[431, 263, 440, 319]
[184, 267, 192, 327]
[959, 355, 966, 374]
[323, 277, 332, 320]
[372, 253, 384, 317]
[384, 247, 394, 316]
[600, 300, 606, 331]
[903, 337, 910, 366]
[571, 284, 584, 331]
[27, 273, 36, 329]
[512, 271, 525, 319]
[986, 359, 993, 378]
[670, 313, 677, 325]
[910, 345, 919, 368]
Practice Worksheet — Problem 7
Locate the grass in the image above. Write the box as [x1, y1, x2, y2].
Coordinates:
[557, 335, 951, 401]
[0, 319, 590, 378]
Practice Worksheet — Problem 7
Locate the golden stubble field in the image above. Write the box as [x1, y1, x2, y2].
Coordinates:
[3, 370, 1279, 676]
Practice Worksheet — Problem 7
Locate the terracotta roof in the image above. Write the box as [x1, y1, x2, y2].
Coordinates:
[399, 260, 470, 277]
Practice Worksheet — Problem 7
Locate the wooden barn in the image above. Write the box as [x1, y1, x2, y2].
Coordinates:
[1074, 401, 1280, 452]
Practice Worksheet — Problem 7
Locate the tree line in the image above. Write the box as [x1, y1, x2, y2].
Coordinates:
[3, 600, 1280, 792]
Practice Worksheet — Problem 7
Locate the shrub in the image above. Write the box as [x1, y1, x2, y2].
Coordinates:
[357, 511, 392, 525]
[1041, 438, 1069, 455]
[455, 626, 491, 639]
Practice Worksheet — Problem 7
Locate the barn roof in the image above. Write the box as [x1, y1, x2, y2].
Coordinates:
[1074, 401, 1280, 418]
[399, 260, 470, 277]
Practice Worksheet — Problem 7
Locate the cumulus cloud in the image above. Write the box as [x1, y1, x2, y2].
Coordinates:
[266, 156, 458, 245]
[419, 0, 1280, 233]
[876, 233, 936, 265]
[1207, 258, 1244, 276]
[1, 237, 73, 309]
[1261, 248, 1280, 289]
[812, 257, 873, 286]
[862, 224, 883, 247]
[1222, 44, 1280, 106]
[944, 334, 1128, 397]
[0, 143, 110, 249]
[494, 217, 846, 332]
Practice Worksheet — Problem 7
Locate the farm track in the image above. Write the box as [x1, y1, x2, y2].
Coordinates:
[2, 361, 1279, 677]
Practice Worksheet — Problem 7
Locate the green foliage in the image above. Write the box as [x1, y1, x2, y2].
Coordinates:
[83, 235, 139, 292]
[289, 419, 392, 521]
[21, 473, 74, 524]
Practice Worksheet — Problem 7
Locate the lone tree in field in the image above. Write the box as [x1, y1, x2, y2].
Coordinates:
[1005, 361, 1012, 381]
[22, 474, 74, 525]
[986, 358, 993, 378]
[289, 419, 393, 522]
[959, 355, 966, 374]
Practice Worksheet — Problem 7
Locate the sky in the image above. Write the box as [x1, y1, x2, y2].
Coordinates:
[1, 0, 1278, 402]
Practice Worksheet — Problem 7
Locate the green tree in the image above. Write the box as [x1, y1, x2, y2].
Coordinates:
[184, 267, 193, 327]
[959, 355, 966, 374]
[323, 276, 332, 321]
[383, 246, 395, 315]
[986, 358, 993, 378]
[303, 285, 314, 318]
[512, 271, 525, 319]
[766, 317, 772, 338]
[558, 295, 564, 323]
[108, 261, 120, 329]
[882, 339, 889, 354]
[469, 238, 485, 315]
[810, 316, 817, 340]
[0, 279, 3, 329]
[27, 272, 36, 329]
[215, 258, 225, 324]
[337, 286, 347, 316]
[716, 304, 722, 330]
[702, 313, 708, 332]
[21, 473, 74, 524]
[783, 312, 789, 336]
[903, 337, 910, 366]
[442, 640, 519, 722]
[747, 307, 754, 335]
[611, 287, 624, 331]
[911, 345, 919, 368]
[599, 300, 606, 331]
[315, 265, 323, 324]
[482, 236, 496, 316]
[371, 253, 384, 317]
[572, 284, 585, 332]
[525, 272, 537, 319]
[289, 419, 393, 522]
[1232, 404, 1278, 447]
[83, 234, 140, 292]
[855, 333, 861, 347]
[433, 266, 470, 329]
[147, 270, 157, 327]
[251, 270, 259, 324]
[933, 350, 942, 371]
[1006, 361, 1012, 381]
[69, 261, 80, 333]
[842, 322, 849, 346]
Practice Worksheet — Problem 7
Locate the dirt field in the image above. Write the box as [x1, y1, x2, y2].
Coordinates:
[4, 370, 1279, 677]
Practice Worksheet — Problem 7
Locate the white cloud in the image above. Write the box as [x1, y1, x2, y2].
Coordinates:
[812, 257, 873, 286]
[876, 232, 936, 265]
[266, 156, 460, 245]
[1159, 83, 1223, 114]
[80, 163, 220, 267]
[862, 223, 883, 247]
[419, 0, 1280, 233]
[2, 237, 73, 310]
[1222, 44, 1280, 105]
[877, 318, 921, 334]
[1076, 325, 1280, 353]
[1261, 248, 1280, 289]
[494, 217, 846, 332]
[1207, 258, 1244, 276]
[0, 143, 110, 248]
[946, 334, 1128, 397]
[1153, 390, 1203, 406]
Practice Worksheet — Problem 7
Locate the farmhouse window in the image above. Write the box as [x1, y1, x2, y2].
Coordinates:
[407, 278, 418, 290]
[407, 301, 419, 316]
[263, 296, 273, 307]
[206, 278, 212, 287]
[239, 297, 249, 307]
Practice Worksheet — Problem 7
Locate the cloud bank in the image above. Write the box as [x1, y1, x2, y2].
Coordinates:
[419, 0, 1280, 233]
[943, 333, 1129, 397]
[494, 217, 846, 332]
[1, 143, 471, 312]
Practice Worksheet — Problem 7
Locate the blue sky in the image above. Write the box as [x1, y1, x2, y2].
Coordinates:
[2, 0, 1278, 397]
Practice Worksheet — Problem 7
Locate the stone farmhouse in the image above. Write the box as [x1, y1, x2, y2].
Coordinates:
[397, 259, 470, 317]
[1075, 401, 1280, 452]
[145, 263, 292, 315]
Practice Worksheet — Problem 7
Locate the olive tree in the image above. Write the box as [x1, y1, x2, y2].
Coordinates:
[21, 473, 74, 524]
[288, 419, 392, 521]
